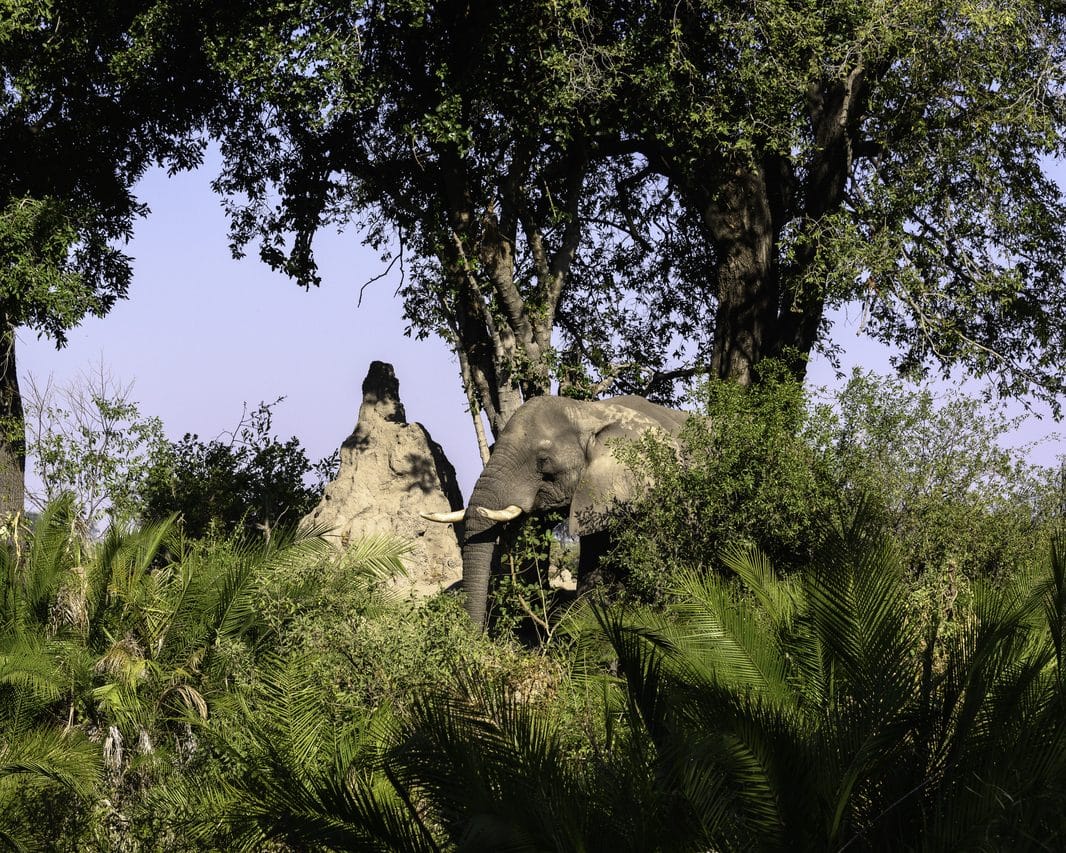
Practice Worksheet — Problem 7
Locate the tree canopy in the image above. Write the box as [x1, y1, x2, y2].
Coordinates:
[0, 0, 241, 512]
[617, 0, 1066, 398]
[211, 0, 718, 454]
[4, 0, 1063, 501]
[212, 0, 1066, 442]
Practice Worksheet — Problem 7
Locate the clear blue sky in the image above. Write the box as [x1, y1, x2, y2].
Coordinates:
[17, 153, 1064, 500]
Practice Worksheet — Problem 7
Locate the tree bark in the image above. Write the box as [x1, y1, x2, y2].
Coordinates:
[705, 162, 780, 385]
[0, 320, 25, 519]
[774, 72, 863, 378]
[653, 70, 867, 388]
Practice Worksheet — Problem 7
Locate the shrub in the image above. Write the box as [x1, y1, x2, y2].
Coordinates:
[615, 368, 1060, 603]
[807, 369, 1060, 580]
[615, 366, 838, 601]
[138, 399, 338, 540]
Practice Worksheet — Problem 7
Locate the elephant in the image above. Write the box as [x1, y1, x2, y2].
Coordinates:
[422, 395, 689, 626]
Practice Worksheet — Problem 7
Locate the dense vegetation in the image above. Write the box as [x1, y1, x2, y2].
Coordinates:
[3, 373, 1062, 851]
[3, 1, 1064, 848]
[4, 0, 1065, 491]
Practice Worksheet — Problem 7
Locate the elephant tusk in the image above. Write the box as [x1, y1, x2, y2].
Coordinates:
[421, 509, 467, 524]
[475, 505, 523, 522]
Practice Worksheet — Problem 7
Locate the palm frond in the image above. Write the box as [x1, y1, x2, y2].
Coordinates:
[0, 723, 100, 853]
[720, 542, 803, 627]
[0, 638, 66, 710]
[21, 496, 79, 624]
[341, 532, 409, 578]
[390, 672, 620, 852]
[0, 725, 99, 795]
[671, 567, 795, 706]
[0, 497, 79, 635]
[805, 500, 918, 710]
[166, 656, 436, 852]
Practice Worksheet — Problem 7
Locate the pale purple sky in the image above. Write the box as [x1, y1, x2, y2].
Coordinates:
[18, 155, 1064, 500]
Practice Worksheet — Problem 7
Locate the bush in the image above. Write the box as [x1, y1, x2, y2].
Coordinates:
[807, 369, 1060, 580]
[614, 368, 1060, 603]
[615, 366, 838, 601]
[138, 399, 338, 540]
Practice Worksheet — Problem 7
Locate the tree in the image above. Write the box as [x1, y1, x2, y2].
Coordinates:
[211, 0, 713, 459]
[610, 0, 1066, 401]
[23, 365, 165, 534]
[0, 0, 244, 516]
[138, 399, 338, 539]
[807, 369, 1058, 578]
[212, 0, 1066, 452]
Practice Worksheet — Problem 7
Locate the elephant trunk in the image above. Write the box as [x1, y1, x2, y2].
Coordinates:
[462, 476, 526, 627]
[461, 536, 497, 627]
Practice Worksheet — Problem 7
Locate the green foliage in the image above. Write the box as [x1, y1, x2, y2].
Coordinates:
[616, 370, 838, 601]
[388, 671, 625, 852]
[808, 369, 1059, 579]
[381, 507, 1066, 850]
[0, 0, 234, 335]
[0, 497, 98, 850]
[635, 514, 1066, 850]
[4, 427, 1062, 851]
[615, 370, 1057, 607]
[164, 658, 436, 853]
[2, 357, 1059, 851]
[492, 512, 571, 642]
[138, 399, 338, 539]
[0, 196, 101, 336]
[271, 544, 550, 719]
[159, 533, 568, 852]
[25, 368, 166, 532]
[0, 498, 351, 849]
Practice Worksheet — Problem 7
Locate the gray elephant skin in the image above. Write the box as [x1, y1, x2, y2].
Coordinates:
[423, 395, 689, 626]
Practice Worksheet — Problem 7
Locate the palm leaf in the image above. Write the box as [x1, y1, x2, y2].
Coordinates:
[167, 656, 436, 852]
[720, 542, 803, 628]
[671, 567, 795, 706]
[389, 672, 627, 852]
[20, 495, 79, 626]
[0, 639, 66, 708]
[0, 725, 99, 794]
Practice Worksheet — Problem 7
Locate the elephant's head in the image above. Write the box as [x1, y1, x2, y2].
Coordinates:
[423, 395, 688, 626]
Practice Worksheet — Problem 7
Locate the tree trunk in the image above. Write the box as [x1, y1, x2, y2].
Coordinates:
[705, 162, 780, 385]
[456, 345, 491, 464]
[0, 321, 25, 519]
[773, 74, 862, 381]
[647, 70, 864, 389]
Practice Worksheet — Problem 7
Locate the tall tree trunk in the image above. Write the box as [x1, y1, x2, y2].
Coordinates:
[705, 162, 779, 385]
[0, 321, 25, 519]
[774, 72, 863, 380]
[651, 70, 865, 389]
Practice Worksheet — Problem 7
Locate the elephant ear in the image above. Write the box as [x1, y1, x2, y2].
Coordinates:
[568, 406, 665, 537]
